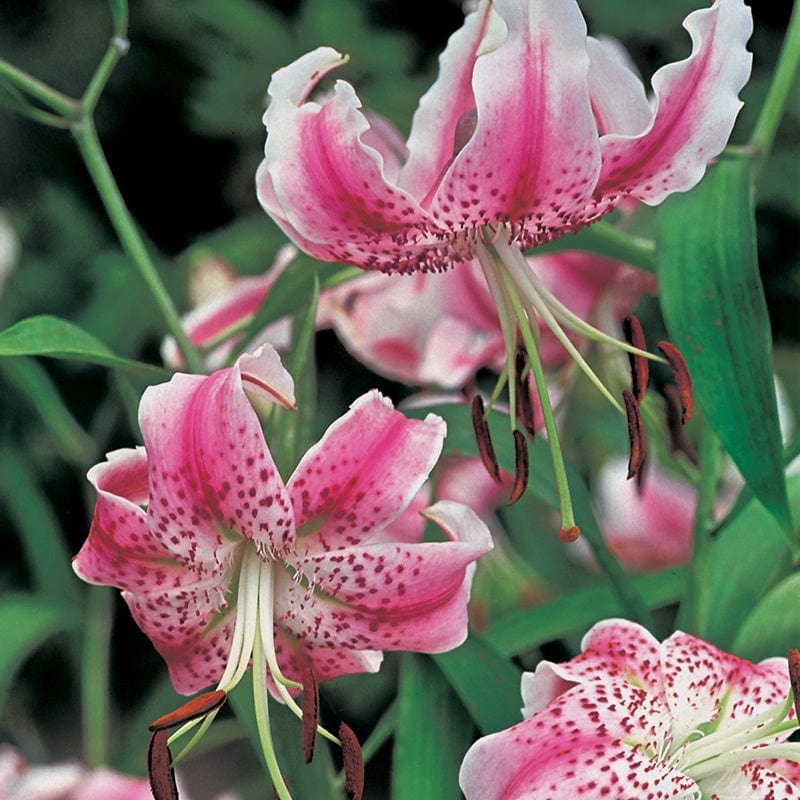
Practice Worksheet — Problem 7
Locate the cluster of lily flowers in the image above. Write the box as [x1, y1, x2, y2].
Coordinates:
[39, 0, 799, 797]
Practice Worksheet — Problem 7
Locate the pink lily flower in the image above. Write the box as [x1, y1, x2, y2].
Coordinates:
[460, 619, 800, 799]
[257, 0, 751, 531]
[72, 343, 491, 696]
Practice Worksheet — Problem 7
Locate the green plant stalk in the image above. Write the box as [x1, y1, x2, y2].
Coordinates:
[0, 57, 78, 117]
[677, 426, 724, 634]
[749, 0, 800, 168]
[81, 586, 113, 768]
[71, 120, 203, 372]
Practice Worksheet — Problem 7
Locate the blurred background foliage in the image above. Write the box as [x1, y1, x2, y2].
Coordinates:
[0, 1, 798, 797]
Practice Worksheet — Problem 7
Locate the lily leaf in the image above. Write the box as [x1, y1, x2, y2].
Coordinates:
[733, 571, 800, 662]
[433, 632, 522, 734]
[658, 157, 791, 535]
[0, 315, 169, 380]
[392, 654, 473, 800]
[0, 596, 74, 715]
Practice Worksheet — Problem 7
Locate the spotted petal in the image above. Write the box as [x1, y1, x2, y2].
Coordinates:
[258, 51, 435, 272]
[139, 346, 296, 566]
[288, 390, 445, 550]
[522, 619, 665, 717]
[662, 632, 792, 744]
[276, 500, 491, 660]
[460, 679, 690, 800]
[699, 762, 800, 800]
[594, 0, 753, 205]
[429, 0, 601, 236]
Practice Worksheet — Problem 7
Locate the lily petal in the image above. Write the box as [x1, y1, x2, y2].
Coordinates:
[288, 391, 445, 550]
[139, 347, 295, 564]
[700, 762, 800, 800]
[276, 500, 491, 656]
[431, 0, 600, 236]
[586, 37, 651, 137]
[521, 618, 664, 716]
[594, 0, 753, 205]
[460, 679, 689, 800]
[398, 0, 494, 201]
[662, 632, 792, 744]
[73, 448, 184, 593]
[259, 66, 433, 272]
[123, 583, 237, 696]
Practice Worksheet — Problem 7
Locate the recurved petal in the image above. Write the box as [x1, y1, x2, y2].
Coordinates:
[260, 76, 434, 272]
[429, 0, 600, 236]
[74, 448, 188, 593]
[277, 501, 491, 655]
[123, 576, 237, 696]
[398, 0, 495, 201]
[460, 679, 688, 800]
[288, 391, 445, 550]
[139, 346, 295, 566]
[593, 0, 753, 206]
[522, 618, 664, 717]
[586, 37, 651, 137]
[662, 632, 791, 744]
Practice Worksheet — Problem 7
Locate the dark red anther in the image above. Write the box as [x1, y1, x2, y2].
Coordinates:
[507, 430, 529, 506]
[623, 389, 646, 481]
[147, 729, 179, 800]
[622, 316, 649, 403]
[658, 341, 693, 424]
[664, 385, 698, 465]
[149, 690, 227, 732]
[471, 395, 501, 484]
[515, 349, 536, 439]
[557, 525, 581, 543]
[789, 649, 800, 722]
[339, 722, 365, 800]
[301, 665, 319, 764]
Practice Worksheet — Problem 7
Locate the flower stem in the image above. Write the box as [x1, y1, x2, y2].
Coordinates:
[81, 586, 112, 768]
[0, 56, 78, 117]
[70, 119, 202, 372]
[749, 0, 800, 169]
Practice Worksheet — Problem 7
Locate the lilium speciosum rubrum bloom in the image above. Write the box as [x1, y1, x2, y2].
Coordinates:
[459, 619, 800, 799]
[257, 0, 752, 532]
[72, 344, 491, 798]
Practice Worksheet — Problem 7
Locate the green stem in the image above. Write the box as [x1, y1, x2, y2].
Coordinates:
[71, 120, 203, 372]
[0, 56, 78, 117]
[749, 0, 800, 168]
[81, 34, 129, 116]
[81, 586, 113, 768]
[530, 221, 657, 274]
[677, 425, 723, 634]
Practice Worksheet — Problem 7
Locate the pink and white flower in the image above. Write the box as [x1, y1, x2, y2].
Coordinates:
[460, 619, 800, 799]
[257, 0, 752, 274]
[73, 345, 492, 698]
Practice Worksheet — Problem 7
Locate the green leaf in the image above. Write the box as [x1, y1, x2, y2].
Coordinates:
[691, 471, 800, 649]
[433, 633, 522, 734]
[1, 357, 94, 465]
[658, 157, 791, 535]
[0, 445, 81, 608]
[0, 596, 73, 714]
[733, 572, 800, 661]
[0, 315, 169, 380]
[483, 566, 688, 657]
[392, 654, 473, 800]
